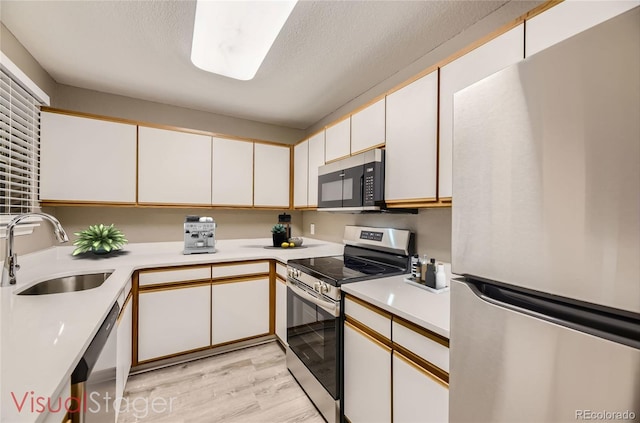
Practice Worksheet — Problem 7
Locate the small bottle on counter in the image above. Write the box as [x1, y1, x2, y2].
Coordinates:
[410, 255, 421, 279]
[425, 258, 436, 288]
[435, 263, 446, 289]
[420, 254, 429, 282]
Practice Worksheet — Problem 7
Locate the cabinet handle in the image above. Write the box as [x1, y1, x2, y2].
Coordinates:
[393, 350, 448, 388]
[345, 320, 392, 352]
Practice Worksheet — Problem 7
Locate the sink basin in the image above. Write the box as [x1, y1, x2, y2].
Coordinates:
[18, 272, 113, 295]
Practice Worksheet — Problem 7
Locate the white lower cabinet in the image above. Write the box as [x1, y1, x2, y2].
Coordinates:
[343, 321, 391, 423]
[393, 352, 449, 423]
[211, 277, 270, 345]
[116, 295, 133, 411]
[138, 284, 211, 362]
[275, 278, 287, 345]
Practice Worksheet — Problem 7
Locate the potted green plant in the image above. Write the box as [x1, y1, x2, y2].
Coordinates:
[72, 224, 128, 256]
[271, 223, 288, 247]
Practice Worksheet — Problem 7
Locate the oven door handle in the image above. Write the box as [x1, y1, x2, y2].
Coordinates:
[287, 280, 340, 317]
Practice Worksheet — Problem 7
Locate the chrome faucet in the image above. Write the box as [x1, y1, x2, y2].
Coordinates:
[2, 212, 69, 287]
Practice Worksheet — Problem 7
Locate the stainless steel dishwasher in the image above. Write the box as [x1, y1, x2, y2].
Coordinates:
[69, 303, 119, 423]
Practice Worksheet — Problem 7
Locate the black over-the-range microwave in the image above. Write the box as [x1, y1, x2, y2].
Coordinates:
[317, 149, 384, 212]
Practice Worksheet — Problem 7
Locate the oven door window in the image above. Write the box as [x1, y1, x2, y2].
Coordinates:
[287, 287, 338, 399]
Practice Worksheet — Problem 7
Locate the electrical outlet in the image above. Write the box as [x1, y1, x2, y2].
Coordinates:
[310, 223, 315, 235]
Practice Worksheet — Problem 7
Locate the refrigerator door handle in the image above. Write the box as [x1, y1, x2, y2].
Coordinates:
[462, 279, 640, 349]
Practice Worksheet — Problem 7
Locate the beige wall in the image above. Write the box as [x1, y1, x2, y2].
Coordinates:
[50, 207, 303, 245]
[305, 0, 542, 134]
[0, 23, 57, 100]
[53, 85, 305, 144]
[302, 209, 452, 263]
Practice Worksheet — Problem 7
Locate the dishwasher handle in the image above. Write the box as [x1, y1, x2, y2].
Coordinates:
[71, 302, 119, 384]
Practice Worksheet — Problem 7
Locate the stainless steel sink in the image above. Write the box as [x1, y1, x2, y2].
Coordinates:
[18, 272, 113, 295]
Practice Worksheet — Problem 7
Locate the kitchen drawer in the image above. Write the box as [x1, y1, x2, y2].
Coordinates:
[392, 319, 449, 372]
[344, 295, 391, 340]
[138, 266, 211, 287]
[276, 262, 287, 280]
[212, 261, 270, 279]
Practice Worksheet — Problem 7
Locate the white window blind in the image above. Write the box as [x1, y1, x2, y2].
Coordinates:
[0, 67, 41, 216]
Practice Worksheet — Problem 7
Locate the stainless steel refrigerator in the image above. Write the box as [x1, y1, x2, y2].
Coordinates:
[450, 7, 640, 423]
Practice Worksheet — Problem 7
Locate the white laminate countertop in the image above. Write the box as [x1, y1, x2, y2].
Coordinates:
[0, 238, 344, 423]
[341, 263, 453, 339]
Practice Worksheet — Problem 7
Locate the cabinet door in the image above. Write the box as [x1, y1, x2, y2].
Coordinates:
[293, 140, 309, 208]
[307, 131, 325, 207]
[385, 72, 438, 202]
[439, 25, 524, 199]
[351, 98, 385, 154]
[116, 295, 133, 415]
[211, 137, 253, 206]
[211, 278, 270, 345]
[525, 1, 639, 57]
[254, 143, 290, 207]
[275, 278, 287, 345]
[138, 126, 211, 205]
[138, 284, 211, 362]
[393, 352, 448, 423]
[39, 112, 137, 203]
[343, 321, 391, 423]
[325, 117, 350, 162]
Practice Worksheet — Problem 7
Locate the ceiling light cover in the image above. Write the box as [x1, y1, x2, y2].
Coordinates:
[191, 0, 298, 81]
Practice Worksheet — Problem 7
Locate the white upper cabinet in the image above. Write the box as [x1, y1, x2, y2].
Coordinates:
[351, 98, 385, 154]
[40, 112, 137, 203]
[385, 71, 439, 202]
[325, 117, 351, 162]
[212, 137, 253, 206]
[254, 143, 290, 207]
[439, 24, 524, 199]
[526, 1, 639, 57]
[138, 126, 211, 205]
[307, 131, 325, 207]
[293, 140, 309, 208]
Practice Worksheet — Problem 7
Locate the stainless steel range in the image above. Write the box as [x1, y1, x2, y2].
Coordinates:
[286, 226, 414, 423]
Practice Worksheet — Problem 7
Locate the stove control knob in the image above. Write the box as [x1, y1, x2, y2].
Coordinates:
[287, 268, 293, 278]
[320, 283, 329, 294]
[295, 269, 301, 278]
[314, 282, 321, 292]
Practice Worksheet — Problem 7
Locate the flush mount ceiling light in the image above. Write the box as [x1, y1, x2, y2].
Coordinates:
[191, 0, 298, 81]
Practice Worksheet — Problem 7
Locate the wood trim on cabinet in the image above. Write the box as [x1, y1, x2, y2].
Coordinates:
[135, 126, 139, 203]
[138, 263, 212, 274]
[393, 349, 449, 388]
[324, 153, 352, 165]
[211, 274, 269, 285]
[345, 293, 393, 320]
[136, 202, 213, 208]
[252, 142, 256, 206]
[211, 333, 271, 349]
[393, 315, 450, 348]
[349, 142, 386, 157]
[40, 107, 293, 147]
[138, 279, 212, 293]
[289, 145, 294, 209]
[135, 345, 213, 367]
[212, 259, 270, 268]
[435, 67, 441, 201]
[132, 272, 139, 366]
[345, 318, 392, 350]
[393, 343, 449, 393]
[39, 200, 137, 207]
[275, 274, 286, 284]
[269, 261, 276, 335]
[116, 291, 133, 322]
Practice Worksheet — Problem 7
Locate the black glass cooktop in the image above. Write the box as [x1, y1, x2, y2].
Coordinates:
[288, 255, 406, 285]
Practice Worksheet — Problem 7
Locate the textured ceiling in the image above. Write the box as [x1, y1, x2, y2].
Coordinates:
[0, 0, 510, 129]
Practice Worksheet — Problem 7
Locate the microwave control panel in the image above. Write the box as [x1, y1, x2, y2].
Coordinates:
[363, 160, 384, 205]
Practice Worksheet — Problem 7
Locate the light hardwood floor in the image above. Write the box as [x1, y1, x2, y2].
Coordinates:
[118, 342, 325, 423]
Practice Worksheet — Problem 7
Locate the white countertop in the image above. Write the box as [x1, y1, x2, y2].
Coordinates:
[0, 238, 344, 423]
[341, 264, 453, 339]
